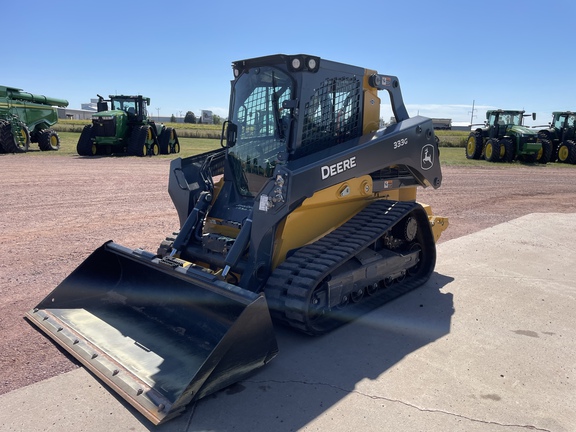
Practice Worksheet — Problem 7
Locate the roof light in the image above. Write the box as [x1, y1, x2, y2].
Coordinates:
[288, 55, 319, 72]
[306, 58, 317, 70]
[291, 58, 302, 70]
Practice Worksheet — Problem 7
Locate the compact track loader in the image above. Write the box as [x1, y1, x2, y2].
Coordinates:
[27, 54, 448, 425]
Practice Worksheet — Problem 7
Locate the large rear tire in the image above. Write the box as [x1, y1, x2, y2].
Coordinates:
[0, 120, 29, 153]
[537, 139, 552, 164]
[465, 131, 483, 159]
[557, 140, 576, 164]
[37, 129, 60, 151]
[17, 123, 31, 152]
[500, 138, 515, 162]
[485, 138, 502, 162]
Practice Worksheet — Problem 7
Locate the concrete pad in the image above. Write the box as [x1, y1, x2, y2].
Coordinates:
[1, 213, 574, 432]
[0, 368, 148, 432]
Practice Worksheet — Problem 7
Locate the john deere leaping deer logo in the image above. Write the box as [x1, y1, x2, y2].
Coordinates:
[421, 144, 434, 170]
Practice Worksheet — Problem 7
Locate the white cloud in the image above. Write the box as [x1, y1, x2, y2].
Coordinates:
[380, 103, 552, 127]
[203, 106, 228, 118]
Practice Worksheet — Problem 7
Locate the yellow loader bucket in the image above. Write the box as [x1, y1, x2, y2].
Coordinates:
[26, 241, 278, 425]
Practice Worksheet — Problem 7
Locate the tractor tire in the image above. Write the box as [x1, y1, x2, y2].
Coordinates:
[160, 127, 180, 154]
[465, 131, 483, 159]
[11, 122, 31, 152]
[484, 138, 502, 162]
[557, 140, 576, 164]
[37, 129, 60, 151]
[18, 123, 31, 152]
[0, 120, 9, 153]
[171, 130, 180, 153]
[128, 125, 148, 156]
[537, 130, 551, 141]
[500, 138, 515, 162]
[537, 139, 553, 164]
[0, 120, 29, 153]
[550, 140, 560, 162]
[0, 120, 12, 153]
[77, 125, 97, 156]
[159, 127, 172, 154]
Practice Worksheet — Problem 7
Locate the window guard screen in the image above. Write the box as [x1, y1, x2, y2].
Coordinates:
[298, 77, 361, 158]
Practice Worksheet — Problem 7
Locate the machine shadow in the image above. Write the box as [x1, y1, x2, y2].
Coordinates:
[152, 271, 454, 431]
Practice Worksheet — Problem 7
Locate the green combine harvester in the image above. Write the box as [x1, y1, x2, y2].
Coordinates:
[0, 85, 68, 153]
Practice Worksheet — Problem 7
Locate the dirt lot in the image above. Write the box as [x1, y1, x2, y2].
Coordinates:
[1, 154, 575, 395]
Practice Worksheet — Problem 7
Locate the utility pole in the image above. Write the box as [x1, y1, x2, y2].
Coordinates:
[469, 100, 476, 125]
[156, 107, 160, 121]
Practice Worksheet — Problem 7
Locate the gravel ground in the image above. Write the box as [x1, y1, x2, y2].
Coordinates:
[1, 154, 575, 394]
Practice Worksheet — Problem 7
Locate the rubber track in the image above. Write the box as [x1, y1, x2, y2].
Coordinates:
[265, 199, 435, 335]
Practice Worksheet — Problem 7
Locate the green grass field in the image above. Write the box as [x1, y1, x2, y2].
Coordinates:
[26, 131, 222, 159]
[54, 120, 222, 139]
[20, 127, 573, 168]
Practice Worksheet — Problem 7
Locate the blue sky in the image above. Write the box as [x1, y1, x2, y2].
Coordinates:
[5, 0, 575, 126]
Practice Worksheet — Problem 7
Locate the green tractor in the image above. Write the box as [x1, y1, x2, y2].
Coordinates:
[537, 111, 576, 164]
[0, 85, 68, 153]
[466, 109, 550, 163]
[77, 94, 180, 156]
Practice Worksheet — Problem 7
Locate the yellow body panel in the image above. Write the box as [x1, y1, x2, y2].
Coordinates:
[421, 203, 449, 242]
[272, 180, 447, 268]
[362, 69, 381, 134]
[272, 175, 428, 268]
[204, 177, 238, 237]
[272, 176, 373, 268]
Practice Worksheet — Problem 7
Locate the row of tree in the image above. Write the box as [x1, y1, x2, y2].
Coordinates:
[169, 111, 223, 125]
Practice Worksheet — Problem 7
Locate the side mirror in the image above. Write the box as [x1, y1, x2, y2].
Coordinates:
[532, 113, 537, 121]
[221, 121, 237, 148]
